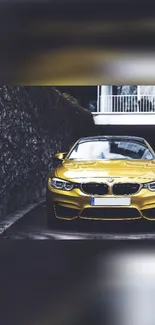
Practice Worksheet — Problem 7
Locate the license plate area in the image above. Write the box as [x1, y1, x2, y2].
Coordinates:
[90, 197, 131, 206]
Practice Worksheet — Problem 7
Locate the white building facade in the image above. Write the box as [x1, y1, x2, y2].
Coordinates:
[94, 85, 155, 125]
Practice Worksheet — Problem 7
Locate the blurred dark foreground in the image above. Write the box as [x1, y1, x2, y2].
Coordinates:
[1, 1, 155, 84]
[1, 241, 155, 325]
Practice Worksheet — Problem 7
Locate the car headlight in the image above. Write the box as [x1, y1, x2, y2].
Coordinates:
[49, 177, 74, 191]
[147, 182, 155, 191]
[144, 181, 155, 191]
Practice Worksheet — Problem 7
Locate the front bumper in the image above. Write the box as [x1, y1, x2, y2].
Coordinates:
[47, 185, 155, 221]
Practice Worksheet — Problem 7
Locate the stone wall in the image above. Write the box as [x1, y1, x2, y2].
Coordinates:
[0, 86, 95, 218]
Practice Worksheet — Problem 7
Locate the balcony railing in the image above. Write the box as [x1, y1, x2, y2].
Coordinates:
[96, 95, 155, 114]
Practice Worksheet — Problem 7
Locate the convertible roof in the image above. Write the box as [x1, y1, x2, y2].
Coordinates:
[79, 135, 146, 144]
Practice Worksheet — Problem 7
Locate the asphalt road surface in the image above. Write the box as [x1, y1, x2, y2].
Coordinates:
[1, 202, 155, 239]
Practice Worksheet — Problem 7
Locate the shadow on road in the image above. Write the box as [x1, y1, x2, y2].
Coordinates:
[51, 218, 155, 235]
[2, 202, 155, 239]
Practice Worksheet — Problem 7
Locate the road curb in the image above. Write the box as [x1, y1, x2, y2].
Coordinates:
[0, 197, 46, 235]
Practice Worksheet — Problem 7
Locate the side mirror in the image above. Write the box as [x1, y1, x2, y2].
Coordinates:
[54, 152, 67, 161]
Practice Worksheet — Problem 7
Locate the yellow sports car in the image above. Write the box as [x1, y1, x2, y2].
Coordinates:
[46, 135, 155, 227]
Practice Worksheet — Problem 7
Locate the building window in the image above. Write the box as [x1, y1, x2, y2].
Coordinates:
[112, 86, 117, 95]
[116, 86, 137, 96]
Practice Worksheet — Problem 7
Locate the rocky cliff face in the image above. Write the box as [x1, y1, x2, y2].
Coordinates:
[0, 86, 95, 217]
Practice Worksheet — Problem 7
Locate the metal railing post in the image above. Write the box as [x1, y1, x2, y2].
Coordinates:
[97, 94, 155, 114]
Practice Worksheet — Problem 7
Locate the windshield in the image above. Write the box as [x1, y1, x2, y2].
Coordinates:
[68, 140, 154, 160]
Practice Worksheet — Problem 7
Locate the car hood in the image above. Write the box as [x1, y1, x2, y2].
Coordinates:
[55, 159, 155, 183]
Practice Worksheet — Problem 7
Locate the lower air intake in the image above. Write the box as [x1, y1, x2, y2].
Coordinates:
[54, 204, 79, 218]
[142, 208, 155, 219]
[80, 208, 141, 219]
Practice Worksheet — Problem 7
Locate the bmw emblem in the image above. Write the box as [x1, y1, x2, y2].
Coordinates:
[107, 178, 114, 183]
